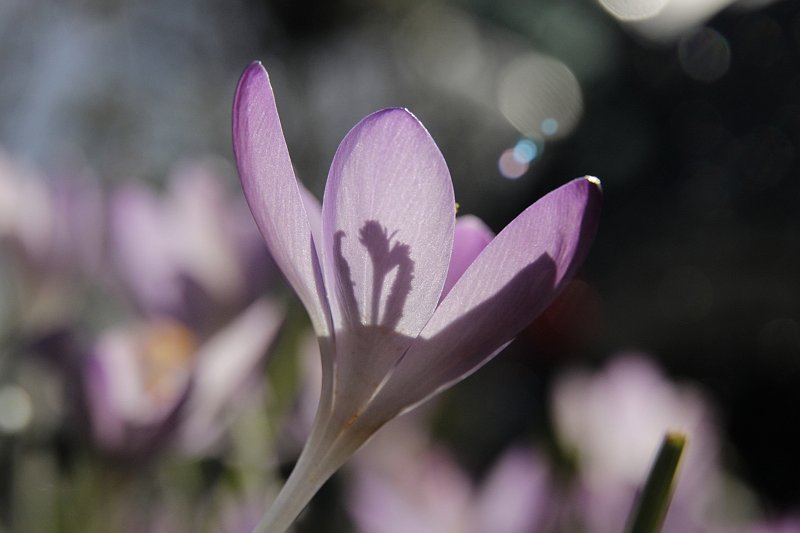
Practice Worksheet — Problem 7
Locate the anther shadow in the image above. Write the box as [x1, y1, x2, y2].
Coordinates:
[333, 220, 413, 329]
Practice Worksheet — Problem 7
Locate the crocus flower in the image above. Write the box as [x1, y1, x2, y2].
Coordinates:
[552, 354, 726, 532]
[83, 298, 282, 457]
[110, 159, 272, 332]
[233, 61, 601, 532]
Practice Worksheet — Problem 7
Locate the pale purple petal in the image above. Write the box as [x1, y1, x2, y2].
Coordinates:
[475, 448, 551, 533]
[320, 108, 455, 413]
[349, 444, 473, 533]
[233, 62, 330, 336]
[441, 215, 494, 301]
[178, 299, 283, 455]
[110, 185, 183, 315]
[168, 162, 251, 304]
[49, 168, 105, 276]
[364, 177, 602, 421]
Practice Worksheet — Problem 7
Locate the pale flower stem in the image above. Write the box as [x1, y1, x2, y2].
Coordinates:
[252, 446, 335, 533]
[252, 414, 375, 533]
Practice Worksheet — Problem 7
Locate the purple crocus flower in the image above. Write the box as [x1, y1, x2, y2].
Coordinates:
[552, 354, 723, 532]
[83, 299, 282, 458]
[233, 61, 601, 532]
[110, 159, 272, 332]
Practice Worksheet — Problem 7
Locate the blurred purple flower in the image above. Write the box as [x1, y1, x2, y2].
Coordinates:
[348, 424, 553, 533]
[110, 159, 272, 331]
[83, 299, 282, 457]
[0, 152, 104, 277]
[552, 354, 732, 532]
[0, 151, 104, 330]
[233, 61, 601, 531]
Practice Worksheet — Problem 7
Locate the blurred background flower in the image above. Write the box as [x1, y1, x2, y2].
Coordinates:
[551, 354, 749, 532]
[348, 420, 554, 533]
[1, 0, 800, 531]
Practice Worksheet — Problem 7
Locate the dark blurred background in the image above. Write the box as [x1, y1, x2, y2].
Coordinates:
[1, 0, 799, 521]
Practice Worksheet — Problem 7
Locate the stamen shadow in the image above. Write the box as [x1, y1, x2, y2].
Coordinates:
[334, 220, 414, 328]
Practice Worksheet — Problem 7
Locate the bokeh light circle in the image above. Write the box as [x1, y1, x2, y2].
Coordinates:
[678, 27, 731, 83]
[597, 0, 668, 21]
[0, 384, 33, 434]
[498, 53, 583, 140]
[498, 148, 529, 179]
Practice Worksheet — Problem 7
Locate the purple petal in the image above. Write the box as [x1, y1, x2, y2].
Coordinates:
[320, 108, 455, 409]
[178, 299, 283, 455]
[167, 162, 252, 304]
[233, 62, 330, 336]
[475, 448, 551, 533]
[110, 185, 183, 315]
[49, 169, 105, 276]
[441, 215, 494, 301]
[365, 176, 602, 420]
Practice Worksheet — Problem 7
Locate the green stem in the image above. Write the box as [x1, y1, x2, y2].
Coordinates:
[625, 431, 687, 533]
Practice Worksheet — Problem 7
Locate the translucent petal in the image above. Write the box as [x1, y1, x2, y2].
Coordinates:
[233, 62, 330, 336]
[320, 108, 455, 418]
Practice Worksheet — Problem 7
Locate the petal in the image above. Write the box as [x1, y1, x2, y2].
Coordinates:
[168, 162, 246, 302]
[233, 62, 330, 336]
[320, 108, 455, 411]
[364, 176, 602, 421]
[440, 215, 494, 301]
[179, 298, 283, 455]
[110, 185, 183, 315]
[475, 448, 551, 533]
[50, 170, 105, 276]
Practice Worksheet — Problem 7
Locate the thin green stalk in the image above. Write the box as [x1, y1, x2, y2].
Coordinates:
[625, 431, 687, 533]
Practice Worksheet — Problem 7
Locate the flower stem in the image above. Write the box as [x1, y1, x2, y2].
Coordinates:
[251, 414, 360, 533]
[625, 431, 687, 533]
[251, 448, 332, 533]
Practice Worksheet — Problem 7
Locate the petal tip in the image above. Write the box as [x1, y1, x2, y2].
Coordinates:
[370, 107, 420, 126]
[237, 61, 268, 92]
[584, 175, 602, 190]
[232, 60, 277, 160]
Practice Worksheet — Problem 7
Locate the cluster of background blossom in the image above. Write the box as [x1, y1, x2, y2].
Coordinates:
[0, 152, 794, 531]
